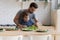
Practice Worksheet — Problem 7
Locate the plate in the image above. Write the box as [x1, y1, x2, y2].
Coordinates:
[36, 29, 48, 32]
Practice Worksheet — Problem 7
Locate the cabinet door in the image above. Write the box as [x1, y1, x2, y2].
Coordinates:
[3, 36, 19, 40]
[22, 36, 31, 40]
[23, 35, 51, 40]
[0, 36, 3, 40]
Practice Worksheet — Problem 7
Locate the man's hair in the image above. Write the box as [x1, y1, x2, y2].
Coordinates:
[29, 2, 38, 8]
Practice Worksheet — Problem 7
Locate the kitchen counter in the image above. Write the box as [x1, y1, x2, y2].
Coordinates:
[0, 26, 59, 40]
[0, 26, 55, 36]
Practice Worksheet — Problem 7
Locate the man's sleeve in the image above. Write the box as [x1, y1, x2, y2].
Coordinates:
[16, 10, 22, 16]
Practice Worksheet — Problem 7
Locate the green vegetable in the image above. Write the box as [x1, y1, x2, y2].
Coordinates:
[22, 25, 38, 31]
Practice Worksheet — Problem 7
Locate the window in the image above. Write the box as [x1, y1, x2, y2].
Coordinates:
[34, 0, 45, 1]
[22, 0, 29, 2]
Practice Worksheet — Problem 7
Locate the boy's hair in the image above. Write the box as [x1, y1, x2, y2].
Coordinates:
[29, 2, 38, 9]
[22, 12, 28, 18]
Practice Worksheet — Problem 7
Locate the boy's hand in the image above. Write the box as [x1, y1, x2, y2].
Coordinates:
[18, 24, 27, 30]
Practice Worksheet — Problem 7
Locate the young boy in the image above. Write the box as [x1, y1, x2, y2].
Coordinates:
[20, 12, 35, 27]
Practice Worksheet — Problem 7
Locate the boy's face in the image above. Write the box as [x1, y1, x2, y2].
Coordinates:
[23, 15, 29, 22]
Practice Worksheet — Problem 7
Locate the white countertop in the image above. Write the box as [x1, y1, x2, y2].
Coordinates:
[0, 26, 56, 36]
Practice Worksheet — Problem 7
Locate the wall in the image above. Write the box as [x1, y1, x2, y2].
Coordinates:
[58, 0, 60, 4]
[0, 0, 20, 24]
[51, 0, 58, 10]
[0, 0, 51, 25]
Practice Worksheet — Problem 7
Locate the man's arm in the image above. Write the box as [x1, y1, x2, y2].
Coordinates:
[33, 14, 38, 27]
[34, 18, 38, 23]
[14, 14, 22, 29]
[34, 18, 38, 27]
[13, 13, 23, 29]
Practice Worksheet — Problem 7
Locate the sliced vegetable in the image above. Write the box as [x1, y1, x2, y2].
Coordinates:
[22, 25, 38, 31]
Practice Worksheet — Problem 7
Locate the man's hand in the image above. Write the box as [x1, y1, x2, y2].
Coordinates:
[18, 24, 24, 30]
[34, 23, 38, 27]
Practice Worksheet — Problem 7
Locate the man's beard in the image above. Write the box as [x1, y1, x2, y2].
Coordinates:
[28, 9, 33, 13]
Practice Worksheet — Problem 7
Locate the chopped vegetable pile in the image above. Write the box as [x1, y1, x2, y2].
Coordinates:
[22, 25, 38, 31]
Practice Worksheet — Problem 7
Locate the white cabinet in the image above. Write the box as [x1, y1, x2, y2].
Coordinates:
[30, 35, 52, 40]
[51, 10, 60, 32]
[0, 37, 3, 40]
[55, 35, 60, 40]
[20, 35, 51, 40]
[55, 9, 60, 33]
[3, 36, 19, 40]
[0, 35, 52, 40]
[22, 36, 31, 40]
[0, 36, 22, 40]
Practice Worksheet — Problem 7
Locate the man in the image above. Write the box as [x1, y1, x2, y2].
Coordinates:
[14, 2, 38, 29]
